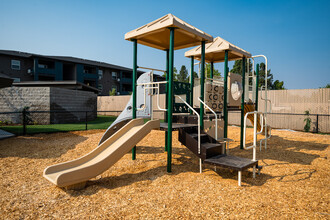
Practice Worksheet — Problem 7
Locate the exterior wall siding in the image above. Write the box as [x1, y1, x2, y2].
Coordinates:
[0, 54, 34, 81]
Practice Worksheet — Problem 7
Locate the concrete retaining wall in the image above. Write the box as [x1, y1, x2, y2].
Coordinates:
[0, 87, 97, 124]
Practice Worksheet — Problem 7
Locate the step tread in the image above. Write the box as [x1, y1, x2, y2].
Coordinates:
[204, 155, 258, 171]
[201, 142, 222, 149]
[189, 133, 208, 138]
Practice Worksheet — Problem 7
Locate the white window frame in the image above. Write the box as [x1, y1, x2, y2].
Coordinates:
[112, 71, 118, 80]
[11, 60, 21, 70]
[98, 69, 103, 80]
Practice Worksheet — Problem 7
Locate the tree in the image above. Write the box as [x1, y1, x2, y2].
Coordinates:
[177, 65, 189, 82]
[230, 60, 285, 90]
[258, 62, 285, 90]
[188, 71, 198, 82]
[162, 67, 178, 81]
[322, 83, 330, 88]
[206, 63, 221, 78]
[230, 59, 252, 75]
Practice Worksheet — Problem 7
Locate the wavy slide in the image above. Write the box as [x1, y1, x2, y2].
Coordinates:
[43, 118, 160, 188]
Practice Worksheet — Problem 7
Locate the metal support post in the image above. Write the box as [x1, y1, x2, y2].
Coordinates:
[132, 39, 137, 160]
[210, 61, 214, 79]
[165, 49, 169, 151]
[167, 28, 175, 173]
[190, 56, 194, 115]
[85, 111, 88, 130]
[22, 108, 26, 135]
[223, 50, 229, 139]
[240, 57, 246, 149]
[200, 41, 206, 130]
[255, 64, 260, 111]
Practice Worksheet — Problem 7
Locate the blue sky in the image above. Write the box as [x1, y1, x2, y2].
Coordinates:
[0, 0, 329, 89]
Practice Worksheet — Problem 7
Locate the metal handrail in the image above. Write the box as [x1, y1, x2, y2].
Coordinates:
[243, 110, 264, 180]
[175, 94, 202, 173]
[175, 95, 201, 154]
[243, 111, 264, 157]
[138, 66, 166, 73]
[136, 81, 168, 112]
[198, 97, 217, 141]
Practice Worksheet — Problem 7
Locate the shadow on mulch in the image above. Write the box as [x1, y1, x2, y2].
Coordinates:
[63, 146, 273, 197]
[229, 135, 328, 165]
[0, 132, 88, 159]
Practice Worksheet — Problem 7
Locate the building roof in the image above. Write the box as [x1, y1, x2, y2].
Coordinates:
[0, 73, 14, 88]
[125, 14, 213, 50]
[184, 36, 251, 63]
[0, 50, 143, 73]
[13, 81, 99, 93]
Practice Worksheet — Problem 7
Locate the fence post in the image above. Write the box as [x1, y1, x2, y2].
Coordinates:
[316, 114, 319, 133]
[22, 108, 26, 135]
[85, 111, 88, 130]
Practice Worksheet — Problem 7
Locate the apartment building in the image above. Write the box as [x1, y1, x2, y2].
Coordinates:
[0, 50, 144, 95]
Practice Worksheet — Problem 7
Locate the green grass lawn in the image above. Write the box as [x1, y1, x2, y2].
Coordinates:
[1, 115, 117, 135]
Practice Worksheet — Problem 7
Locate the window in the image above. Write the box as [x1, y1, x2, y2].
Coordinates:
[11, 60, 20, 70]
[112, 71, 117, 80]
[13, 78, 21, 83]
[98, 84, 103, 95]
[38, 60, 55, 69]
[98, 69, 103, 80]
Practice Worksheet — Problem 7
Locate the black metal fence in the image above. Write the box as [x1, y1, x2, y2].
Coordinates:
[0, 110, 329, 138]
[229, 111, 330, 134]
[0, 110, 121, 136]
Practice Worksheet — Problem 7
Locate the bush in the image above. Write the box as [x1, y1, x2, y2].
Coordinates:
[304, 110, 311, 132]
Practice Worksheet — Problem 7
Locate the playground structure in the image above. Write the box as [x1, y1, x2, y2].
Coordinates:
[43, 14, 272, 188]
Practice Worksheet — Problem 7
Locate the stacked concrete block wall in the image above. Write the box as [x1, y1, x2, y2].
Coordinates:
[0, 87, 50, 124]
[50, 88, 97, 123]
[0, 87, 97, 125]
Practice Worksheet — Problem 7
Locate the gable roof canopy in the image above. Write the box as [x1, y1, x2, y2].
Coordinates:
[125, 14, 213, 50]
[184, 36, 251, 63]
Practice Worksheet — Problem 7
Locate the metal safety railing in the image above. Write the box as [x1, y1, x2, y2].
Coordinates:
[175, 95, 203, 173]
[243, 111, 264, 180]
[136, 80, 167, 112]
[198, 97, 217, 140]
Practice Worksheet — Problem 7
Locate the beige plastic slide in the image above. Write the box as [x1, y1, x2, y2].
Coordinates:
[43, 118, 160, 188]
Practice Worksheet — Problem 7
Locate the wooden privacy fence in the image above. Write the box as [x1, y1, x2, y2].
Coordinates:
[98, 88, 330, 133]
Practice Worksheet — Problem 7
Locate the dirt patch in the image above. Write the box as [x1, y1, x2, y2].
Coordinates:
[0, 127, 329, 219]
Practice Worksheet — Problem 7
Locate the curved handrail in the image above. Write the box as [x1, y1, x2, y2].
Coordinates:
[175, 95, 201, 154]
[136, 81, 168, 112]
[198, 97, 217, 141]
[243, 111, 264, 161]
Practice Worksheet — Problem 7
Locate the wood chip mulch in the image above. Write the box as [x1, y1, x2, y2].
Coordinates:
[0, 127, 329, 219]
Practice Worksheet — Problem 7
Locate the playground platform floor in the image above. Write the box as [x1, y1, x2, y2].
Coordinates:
[0, 127, 329, 219]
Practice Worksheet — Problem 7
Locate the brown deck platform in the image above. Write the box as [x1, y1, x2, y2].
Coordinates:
[204, 155, 258, 171]
[159, 123, 197, 131]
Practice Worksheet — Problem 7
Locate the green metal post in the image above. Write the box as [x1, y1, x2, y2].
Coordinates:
[165, 49, 169, 151]
[167, 28, 175, 173]
[200, 41, 206, 130]
[223, 50, 229, 139]
[255, 64, 260, 111]
[210, 62, 214, 79]
[240, 57, 246, 149]
[190, 56, 194, 115]
[132, 39, 137, 160]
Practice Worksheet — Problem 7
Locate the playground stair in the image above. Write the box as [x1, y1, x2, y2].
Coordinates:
[178, 126, 223, 160]
[172, 114, 261, 186]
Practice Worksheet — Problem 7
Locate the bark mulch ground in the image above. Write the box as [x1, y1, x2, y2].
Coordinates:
[0, 127, 329, 219]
